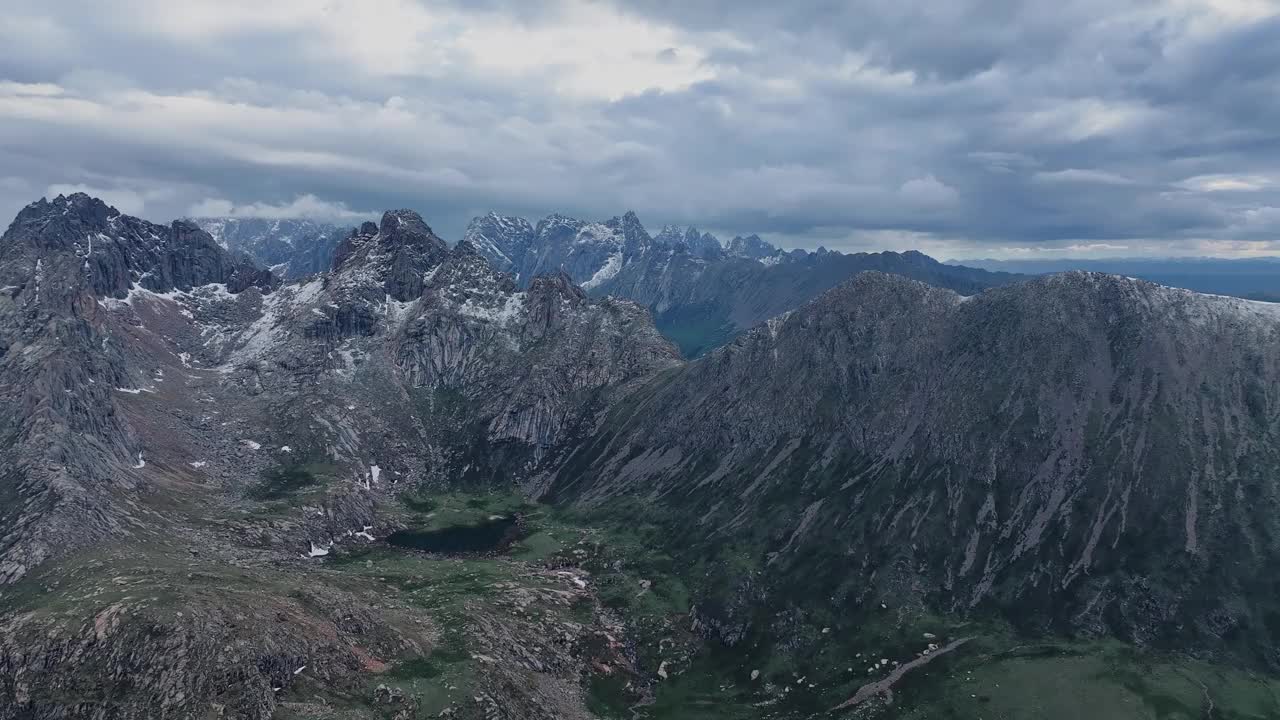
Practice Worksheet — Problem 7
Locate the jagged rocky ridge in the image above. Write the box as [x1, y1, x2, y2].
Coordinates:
[464, 210, 1021, 356]
[539, 271, 1280, 668]
[0, 194, 678, 719]
[0, 194, 276, 587]
[195, 209, 1021, 357]
[0, 196, 677, 586]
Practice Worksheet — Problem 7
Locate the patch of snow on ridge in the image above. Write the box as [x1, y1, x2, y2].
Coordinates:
[581, 252, 622, 290]
[458, 292, 525, 325]
[576, 222, 621, 247]
[383, 294, 417, 326]
[224, 289, 288, 365]
[291, 277, 325, 305]
[305, 541, 332, 558]
[1161, 284, 1280, 328]
[98, 282, 240, 311]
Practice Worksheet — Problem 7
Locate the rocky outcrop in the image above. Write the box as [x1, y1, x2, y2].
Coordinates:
[331, 210, 451, 302]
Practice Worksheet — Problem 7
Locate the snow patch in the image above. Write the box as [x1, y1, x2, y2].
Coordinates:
[581, 252, 622, 290]
[305, 541, 332, 558]
[291, 277, 325, 305]
[458, 292, 526, 325]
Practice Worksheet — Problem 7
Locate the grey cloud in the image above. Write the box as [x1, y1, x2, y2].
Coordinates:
[0, 0, 1277, 257]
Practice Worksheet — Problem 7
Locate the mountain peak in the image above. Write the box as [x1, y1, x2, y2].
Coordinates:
[379, 209, 438, 240]
[7, 193, 121, 244]
[1, 194, 277, 308]
[330, 209, 450, 301]
[48, 191, 118, 217]
[726, 233, 780, 261]
[463, 212, 536, 275]
[609, 210, 651, 257]
[452, 237, 482, 257]
[528, 269, 588, 304]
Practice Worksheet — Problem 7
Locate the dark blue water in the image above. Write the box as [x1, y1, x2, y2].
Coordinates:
[386, 516, 521, 553]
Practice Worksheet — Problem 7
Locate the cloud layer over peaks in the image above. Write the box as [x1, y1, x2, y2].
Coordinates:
[2, 0, 1279, 258]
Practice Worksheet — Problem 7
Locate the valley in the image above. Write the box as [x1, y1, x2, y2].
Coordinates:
[0, 194, 1278, 719]
[7, 479, 1277, 720]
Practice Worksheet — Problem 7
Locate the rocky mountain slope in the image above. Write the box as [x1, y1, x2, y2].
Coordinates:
[3, 193, 1279, 719]
[539, 270, 1280, 670]
[194, 217, 350, 279]
[0, 195, 276, 588]
[0, 194, 679, 719]
[465, 211, 1022, 356]
[0, 195, 679, 586]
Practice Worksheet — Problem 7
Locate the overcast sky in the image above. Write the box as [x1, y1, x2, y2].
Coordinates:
[2, 1, 1278, 258]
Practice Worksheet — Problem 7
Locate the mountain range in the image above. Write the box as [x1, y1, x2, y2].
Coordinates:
[463, 211, 1024, 357]
[194, 217, 349, 280]
[2, 193, 1279, 719]
[194, 210, 1023, 357]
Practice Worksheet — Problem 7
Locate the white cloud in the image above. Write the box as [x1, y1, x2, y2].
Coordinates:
[1163, 0, 1280, 37]
[2, 0, 1279, 258]
[0, 81, 64, 97]
[833, 52, 917, 88]
[107, 0, 727, 102]
[187, 198, 234, 216]
[116, 0, 448, 78]
[188, 194, 374, 221]
[454, 1, 721, 100]
[1015, 98, 1157, 142]
[900, 175, 959, 206]
[1178, 174, 1275, 192]
[1033, 169, 1136, 185]
[1194, 238, 1280, 256]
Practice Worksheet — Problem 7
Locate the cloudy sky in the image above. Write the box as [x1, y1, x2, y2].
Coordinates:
[1, 0, 1278, 258]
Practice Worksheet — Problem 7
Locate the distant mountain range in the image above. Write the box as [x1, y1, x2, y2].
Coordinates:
[193, 217, 348, 279]
[465, 210, 1027, 355]
[195, 210, 1022, 357]
[956, 257, 1280, 302]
